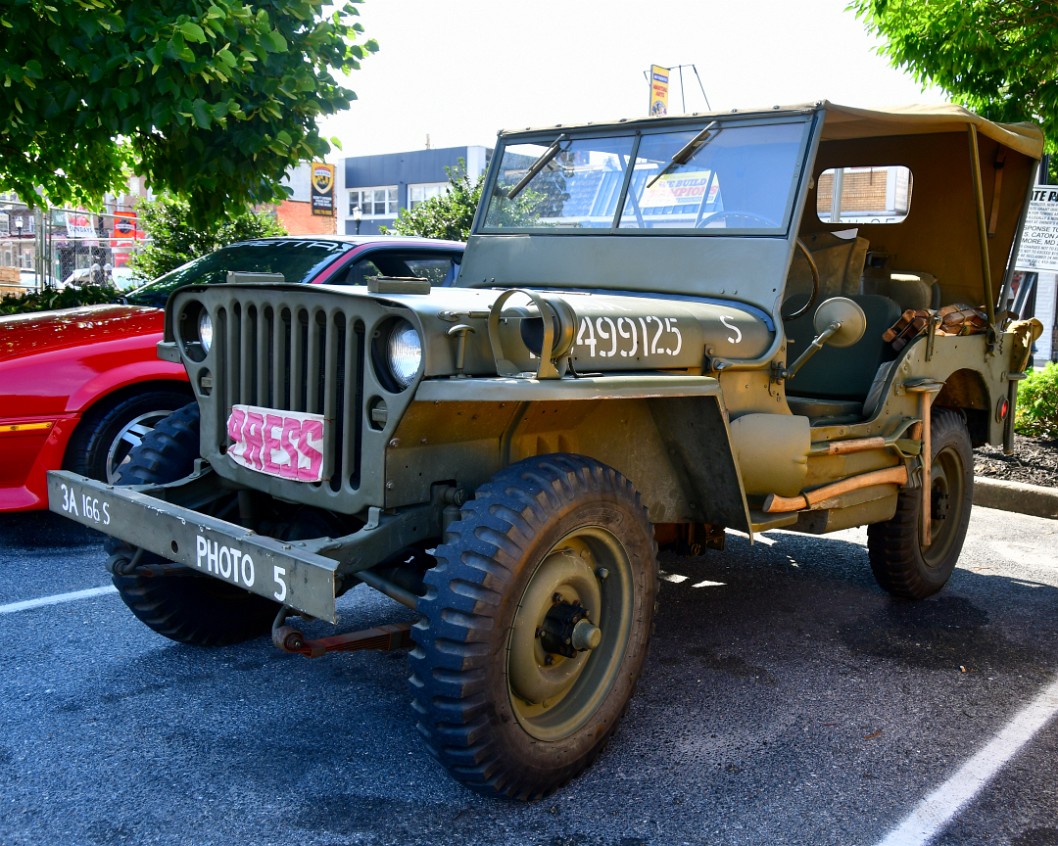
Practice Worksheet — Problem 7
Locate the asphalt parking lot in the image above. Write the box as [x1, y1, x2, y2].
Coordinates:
[2, 507, 1057, 846]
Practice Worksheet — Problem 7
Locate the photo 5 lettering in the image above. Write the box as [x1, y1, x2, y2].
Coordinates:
[193, 535, 290, 602]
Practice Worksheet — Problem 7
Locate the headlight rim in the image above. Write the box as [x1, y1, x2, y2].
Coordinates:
[386, 318, 423, 389]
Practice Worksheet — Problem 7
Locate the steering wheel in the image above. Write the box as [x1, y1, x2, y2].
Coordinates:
[780, 239, 821, 321]
[697, 211, 778, 229]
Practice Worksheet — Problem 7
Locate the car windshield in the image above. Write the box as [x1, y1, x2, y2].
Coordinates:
[481, 117, 809, 233]
[123, 239, 355, 308]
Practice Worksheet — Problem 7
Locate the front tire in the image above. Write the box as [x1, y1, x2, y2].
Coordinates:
[409, 454, 658, 799]
[64, 388, 192, 483]
[867, 409, 973, 599]
[106, 402, 280, 646]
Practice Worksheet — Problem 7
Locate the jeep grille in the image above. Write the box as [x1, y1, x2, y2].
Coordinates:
[212, 301, 366, 493]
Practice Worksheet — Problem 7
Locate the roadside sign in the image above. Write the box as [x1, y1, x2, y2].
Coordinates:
[1016, 186, 1058, 272]
[649, 65, 669, 116]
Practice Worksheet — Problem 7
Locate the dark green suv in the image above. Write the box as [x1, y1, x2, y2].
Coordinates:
[51, 102, 1044, 799]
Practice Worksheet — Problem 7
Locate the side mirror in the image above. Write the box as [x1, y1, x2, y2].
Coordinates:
[784, 296, 867, 380]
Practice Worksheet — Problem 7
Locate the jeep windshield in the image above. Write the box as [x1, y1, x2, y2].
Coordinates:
[481, 117, 810, 233]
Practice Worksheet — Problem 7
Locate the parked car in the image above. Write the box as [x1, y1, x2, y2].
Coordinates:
[17, 269, 60, 289]
[0, 236, 464, 511]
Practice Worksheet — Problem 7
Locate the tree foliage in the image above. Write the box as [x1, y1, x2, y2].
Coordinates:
[851, 0, 1058, 159]
[382, 164, 484, 242]
[0, 0, 376, 225]
[129, 194, 287, 280]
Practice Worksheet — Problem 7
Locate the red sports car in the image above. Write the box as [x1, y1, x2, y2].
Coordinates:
[0, 236, 464, 511]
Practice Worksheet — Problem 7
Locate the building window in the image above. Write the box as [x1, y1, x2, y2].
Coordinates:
[349, 186, 398, 217]
[408, 182, 450, 209]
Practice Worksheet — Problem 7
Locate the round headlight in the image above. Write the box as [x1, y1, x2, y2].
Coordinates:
[198, 310, 213, 354]
[387, 320, 422, 387]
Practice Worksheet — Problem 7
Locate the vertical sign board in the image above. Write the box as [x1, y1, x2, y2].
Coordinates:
[311, 163, 336, 217]
[1017, 186, 1058, 272]
[1015, 186, 1058, 363]
[111, 210, 139, 267]
[649, 65, 669, 116]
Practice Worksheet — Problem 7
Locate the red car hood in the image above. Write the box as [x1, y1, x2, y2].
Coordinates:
[0, 304, 163, 360]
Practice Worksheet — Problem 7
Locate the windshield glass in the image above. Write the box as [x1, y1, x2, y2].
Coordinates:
[124, 239, 355, 308]
[483, 135, 636, 229]
[480, 118, 809, 234]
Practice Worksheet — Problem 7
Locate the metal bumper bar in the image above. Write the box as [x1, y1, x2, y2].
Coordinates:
[48, 470, 341, 622]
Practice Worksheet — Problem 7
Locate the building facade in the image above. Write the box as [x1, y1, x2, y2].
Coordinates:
[339, 146, 490, 236]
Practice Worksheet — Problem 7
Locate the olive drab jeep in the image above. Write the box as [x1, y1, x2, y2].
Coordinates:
[50, 102, 1044, 799]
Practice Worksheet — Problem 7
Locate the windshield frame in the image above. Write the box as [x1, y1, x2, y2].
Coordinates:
[477, 114, 814, 237]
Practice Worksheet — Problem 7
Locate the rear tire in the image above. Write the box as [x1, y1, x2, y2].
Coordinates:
[867, 409, 973, 599]
[107, 403, 280, 646]
[410, 454, 658, 799]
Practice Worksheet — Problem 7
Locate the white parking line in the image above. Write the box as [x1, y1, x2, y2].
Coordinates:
[0, 585, 118, 615]
[875, 674, 1058, 846]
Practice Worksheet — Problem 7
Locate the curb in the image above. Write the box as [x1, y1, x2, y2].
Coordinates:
[974, 477, 1058, 520]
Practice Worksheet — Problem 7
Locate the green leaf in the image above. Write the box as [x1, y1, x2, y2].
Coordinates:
[191, 98, 211, 128]
[179, 21, 207, 43]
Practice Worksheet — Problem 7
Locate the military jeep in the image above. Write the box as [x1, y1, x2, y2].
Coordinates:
[50, 102, 1043, 799]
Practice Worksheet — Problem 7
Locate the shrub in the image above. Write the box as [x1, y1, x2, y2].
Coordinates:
[1015, 362, 1058, 440]
[0, 282, 118, 316]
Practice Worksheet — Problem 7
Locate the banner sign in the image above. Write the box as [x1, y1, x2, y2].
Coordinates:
[65, 211, 97, 239]
[311, 163, 336, 217]
[649, 64, 669, 116]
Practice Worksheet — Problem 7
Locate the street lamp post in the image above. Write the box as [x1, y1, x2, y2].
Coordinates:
[13, 217, 26, 280]
[353, 206, 362, 235]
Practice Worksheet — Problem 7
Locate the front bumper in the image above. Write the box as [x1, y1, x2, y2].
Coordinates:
[48, 467, 446, 622]
[48, 469, 342, 621]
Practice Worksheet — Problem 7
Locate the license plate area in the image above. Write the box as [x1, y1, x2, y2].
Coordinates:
[226, 404, 328, 483]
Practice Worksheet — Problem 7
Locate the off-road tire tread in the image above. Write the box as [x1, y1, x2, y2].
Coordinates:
[867, 409, 973, 599]
[106, 403, 278, 646]
[409, 453, 658, 800]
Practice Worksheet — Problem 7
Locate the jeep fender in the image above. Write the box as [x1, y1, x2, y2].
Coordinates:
[394, 375, 753, 533]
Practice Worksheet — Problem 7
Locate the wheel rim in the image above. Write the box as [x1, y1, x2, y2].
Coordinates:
[105, 409, 177, 482]
[924, 443, 965, 567]
[507, 525, 635, 741]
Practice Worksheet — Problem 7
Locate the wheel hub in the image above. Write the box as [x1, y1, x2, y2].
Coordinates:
[539, 599, 601, 658]
[508, 547, 603, 707]
[932, 486, 950, 522]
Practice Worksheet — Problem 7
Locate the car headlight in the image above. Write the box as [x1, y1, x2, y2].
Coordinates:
[387, 320, 422, 387]
[198, 310, 214, 354]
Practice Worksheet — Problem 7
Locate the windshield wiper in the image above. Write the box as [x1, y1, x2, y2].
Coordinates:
[507, 133, 569, 199]
[646, 121, 719, 188]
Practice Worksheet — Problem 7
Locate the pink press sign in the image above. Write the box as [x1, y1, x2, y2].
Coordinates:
[226, 404, 327, 482]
